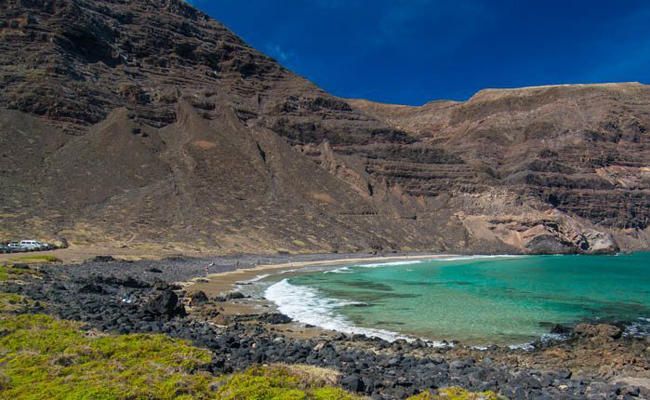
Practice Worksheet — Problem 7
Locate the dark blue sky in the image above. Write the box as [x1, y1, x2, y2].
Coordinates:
[189, 0, 650, 105]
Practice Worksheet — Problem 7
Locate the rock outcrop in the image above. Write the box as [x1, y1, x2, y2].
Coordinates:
[0, 0, 648, 254]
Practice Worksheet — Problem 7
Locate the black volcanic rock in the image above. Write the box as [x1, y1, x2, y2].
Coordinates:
[189, 290, 209, 306]
[258, 313, 292, 324]
[144, 289, 185, 318]
[7, 260, 649, 400]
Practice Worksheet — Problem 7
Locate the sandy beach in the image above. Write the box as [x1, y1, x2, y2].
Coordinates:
[185, 253, 457, 339]
[188, 253, 456, 299]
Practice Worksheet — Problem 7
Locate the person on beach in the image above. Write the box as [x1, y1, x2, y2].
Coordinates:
[206, 262, 215, 276]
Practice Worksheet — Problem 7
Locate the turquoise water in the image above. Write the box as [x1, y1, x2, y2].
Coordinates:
[264, 253, 650, 345]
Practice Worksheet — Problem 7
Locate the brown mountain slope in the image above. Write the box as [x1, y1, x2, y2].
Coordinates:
[1, 0, 648, 254]
[347, 83, 650, 252]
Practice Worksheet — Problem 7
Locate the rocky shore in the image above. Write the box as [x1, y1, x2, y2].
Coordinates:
[4, 255, 649, 399]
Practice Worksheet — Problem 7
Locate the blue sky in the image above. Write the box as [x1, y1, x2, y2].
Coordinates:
[189, 0, 650, 105]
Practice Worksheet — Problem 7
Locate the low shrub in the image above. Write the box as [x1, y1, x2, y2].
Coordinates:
[407, 387, 504, 400]
[215, 365, 361, 400]
[9, 254, 60, 264]
[0, 313, 363, 400]
[0, 314, 214, 399]
[0, 264, 38, 282]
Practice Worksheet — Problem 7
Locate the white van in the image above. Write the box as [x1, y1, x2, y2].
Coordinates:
[19, 240, 46, 250]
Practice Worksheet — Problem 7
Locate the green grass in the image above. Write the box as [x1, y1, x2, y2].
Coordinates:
[0, 293, 30, 312]
[0, 314, 215, 399]
[0, 313, 365, 400]
[215, 365, 362, 400]
[0, 264, 40, 282]
[0, 256, 56, 282]
[8, 254, 60, 264]
[407, 387, 504, 400]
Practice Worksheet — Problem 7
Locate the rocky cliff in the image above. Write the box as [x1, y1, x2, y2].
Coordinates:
[1, 0, 648, 254]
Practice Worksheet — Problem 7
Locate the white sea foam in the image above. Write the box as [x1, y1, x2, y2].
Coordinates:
[265, 279, 413, 343]
[432, 255, 523, 262]
[243, 273, 271, 283]
[507, 342, 535, 351]
[355, 260, 424, 268]
[324, 266, 351, 274]
[624, 316, 650, 338]
[540, 333, 569, 342]
[327, 260, 424, 274]
[324, 255, 523, 273]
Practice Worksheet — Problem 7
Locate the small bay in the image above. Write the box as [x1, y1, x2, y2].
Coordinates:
[264, 253, 650, 345]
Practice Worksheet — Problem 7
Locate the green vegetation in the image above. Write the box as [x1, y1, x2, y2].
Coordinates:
[407, 387, 504, 400]
[0, 292, 30, 312]
[0, 313, 363, 400]
[8, 254, 60, 264]
[0, 313, 215, 399]
[0, 273, 506, 400]
[214, 365, 361, 400]
[0, 264, 39, 282]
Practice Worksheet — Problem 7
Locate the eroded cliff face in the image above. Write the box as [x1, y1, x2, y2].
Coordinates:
[348, 84, 650, 253]
[0, 0, 648, 254]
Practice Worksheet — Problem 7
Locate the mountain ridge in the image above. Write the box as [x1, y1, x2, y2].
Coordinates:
[1, 0, 648, 255]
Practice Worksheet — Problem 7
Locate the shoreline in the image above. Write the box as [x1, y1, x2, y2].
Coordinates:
[5, 253, 649, 398]
[187, 252, 456, 296]
[187, 253, 457, 342]
[187, 252, 650, 348]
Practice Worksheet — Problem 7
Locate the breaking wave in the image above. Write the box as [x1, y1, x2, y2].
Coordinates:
[265, 279, 410, 342]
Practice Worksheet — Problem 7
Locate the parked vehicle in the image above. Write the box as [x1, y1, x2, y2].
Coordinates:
[7, 242, 25, 252]
[19, 240, 48, 251]
[1, 240, 54, 253]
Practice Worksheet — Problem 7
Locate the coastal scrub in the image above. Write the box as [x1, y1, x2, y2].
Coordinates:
[7, 254, 61, 264]
[0, 264, 39, 282]
[407, 387, 504, 399]
[0, 312, 364, 400]
[0, 314, 215, 399]
[215, 364, 362, 399]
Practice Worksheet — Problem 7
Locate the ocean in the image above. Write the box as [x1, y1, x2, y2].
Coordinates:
[261, 253, 650, 346]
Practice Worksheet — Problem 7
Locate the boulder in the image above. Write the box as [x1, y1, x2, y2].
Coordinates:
[573, 323, 622, 340]
[582, 230, 619, 254]
[52, 237, 69, 249]
[144, 289, 186, 318]
[258, 313, 292, 324]
[98, 275, 150, 288]
[189, 290, 209, 307]
[226, 291, 246, 300]
[92, 255, 116, 262]
[341, 374, 365, 392]
[524, 233, 575, 254]
[78, 283, 107, 294]
[550, 324, 572, 335]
